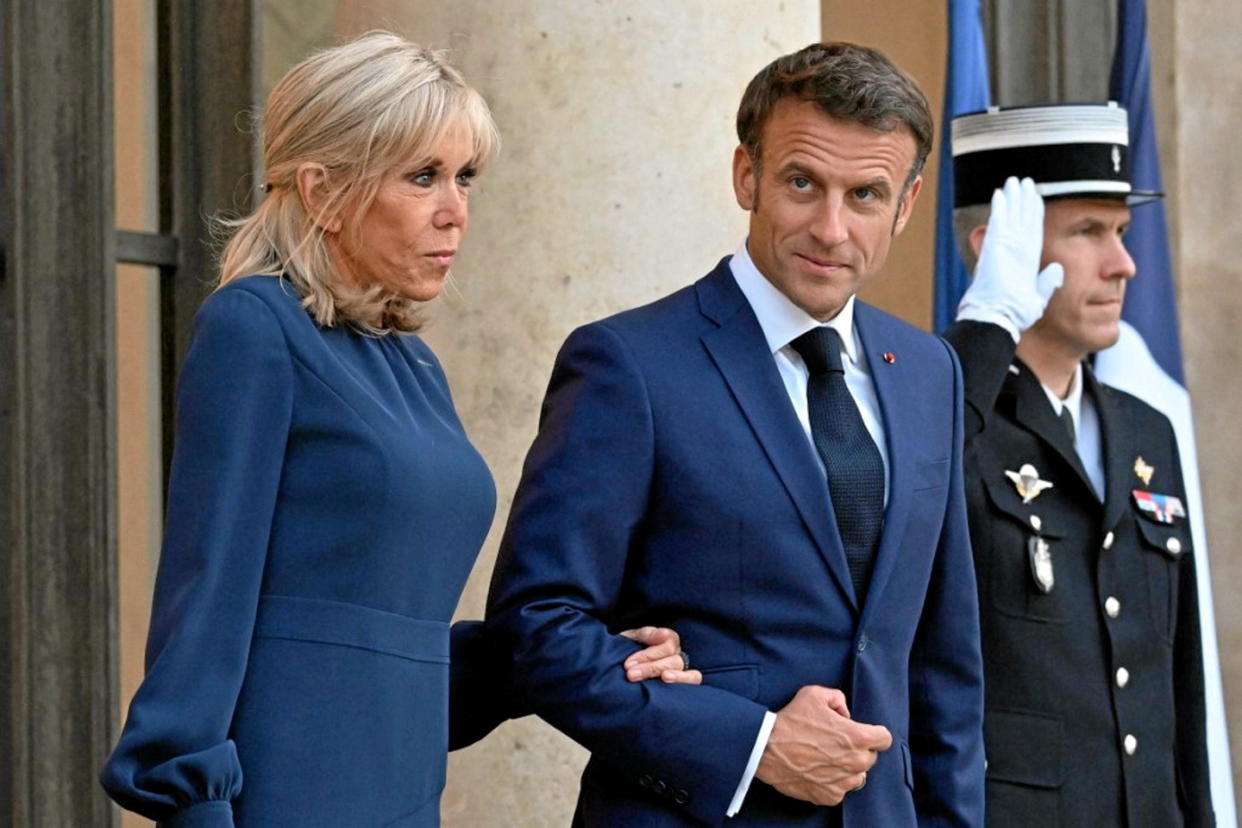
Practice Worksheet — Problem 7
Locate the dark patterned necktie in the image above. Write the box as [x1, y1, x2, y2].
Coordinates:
[1059, 406, 1077, 444]
[790, 327, 884, 605]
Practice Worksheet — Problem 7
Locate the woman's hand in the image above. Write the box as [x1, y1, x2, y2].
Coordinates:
[618, 626, 701, 685]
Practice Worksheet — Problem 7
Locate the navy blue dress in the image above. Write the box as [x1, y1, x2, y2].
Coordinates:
[101, 276, 497, 827]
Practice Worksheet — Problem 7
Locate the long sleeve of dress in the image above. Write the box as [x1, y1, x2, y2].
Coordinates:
[447, 620, 525, 751]
[101, 288, 294, 827]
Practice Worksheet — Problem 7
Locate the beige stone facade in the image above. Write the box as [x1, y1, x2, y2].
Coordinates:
[1161, 0, 1242, 815]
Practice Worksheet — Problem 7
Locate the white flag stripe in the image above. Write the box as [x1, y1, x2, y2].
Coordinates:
[1096, 322, 1236, 827]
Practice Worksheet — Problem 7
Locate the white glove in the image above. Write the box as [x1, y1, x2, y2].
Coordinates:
[956, 176, 1065, 342]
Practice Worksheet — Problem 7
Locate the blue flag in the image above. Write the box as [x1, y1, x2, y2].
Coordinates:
[1095, 1, 1235, 821]
[1107, 0, 1183, 382]
[933, 0, 991, 333]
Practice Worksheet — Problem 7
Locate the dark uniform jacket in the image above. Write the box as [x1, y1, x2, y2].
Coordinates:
[943, 320, 1213, 828]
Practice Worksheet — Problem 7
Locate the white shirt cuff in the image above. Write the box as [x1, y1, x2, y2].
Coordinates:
[726, 710, 777, 817]
[954, 304, 1022, 343]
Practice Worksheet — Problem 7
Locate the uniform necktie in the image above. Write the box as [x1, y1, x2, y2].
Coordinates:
[1059, 406, 1076, 444]
[790, 327, 884, 605]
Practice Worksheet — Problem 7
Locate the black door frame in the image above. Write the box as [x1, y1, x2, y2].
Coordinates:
[0, 0, 255, 824]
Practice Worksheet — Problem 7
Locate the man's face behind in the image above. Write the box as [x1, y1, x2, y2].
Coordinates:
[733, 97, 921, 322]
[1027, 198, 1136, 359]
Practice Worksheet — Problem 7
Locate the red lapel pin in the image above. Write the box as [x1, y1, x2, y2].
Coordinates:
[882, 352, 896, 364]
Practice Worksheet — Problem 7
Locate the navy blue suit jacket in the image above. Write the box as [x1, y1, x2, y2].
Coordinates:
[487, 259, 985, 827]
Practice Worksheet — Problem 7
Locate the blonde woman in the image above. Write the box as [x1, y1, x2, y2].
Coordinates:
[100, 32, 691, 828]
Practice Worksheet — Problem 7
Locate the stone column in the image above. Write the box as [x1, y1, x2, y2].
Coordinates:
[334, 4, 818, 824]
[1160, 0, 1242, 808]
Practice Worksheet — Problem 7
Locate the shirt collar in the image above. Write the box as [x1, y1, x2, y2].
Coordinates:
[728, 240, 859, 364]
[1040, 363, 1085, 424]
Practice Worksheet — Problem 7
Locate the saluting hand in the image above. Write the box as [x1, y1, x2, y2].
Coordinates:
[958, 175, 1065, 337]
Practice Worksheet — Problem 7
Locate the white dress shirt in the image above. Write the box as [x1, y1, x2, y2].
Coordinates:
[1038, 364, 1105, 501]
[723, 241, 891, 817]
[729, 242, 891, 500]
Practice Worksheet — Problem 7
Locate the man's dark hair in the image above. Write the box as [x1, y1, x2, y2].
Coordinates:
[737, 42, 934, 191]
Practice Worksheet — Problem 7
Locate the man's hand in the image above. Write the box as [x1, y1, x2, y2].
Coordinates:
[755, 685, 892, 806]
[957, 176, 1065, 338]
[620, 626, 702, 684]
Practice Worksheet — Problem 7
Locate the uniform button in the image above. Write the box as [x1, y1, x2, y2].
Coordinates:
[857, 633, 869, 653]
[1116, 667, 1130, 688]
[1167, 537, 1182, 555]
[1124, 734, 1138, 755]
[1029, 515, 1042, 532]
[1105, 597, 1121, 618]
[653, 779, 667, 795]
[639, 774, 654, 789]
[673, 789, 690, 805]
[1102, 531, 1115, 550]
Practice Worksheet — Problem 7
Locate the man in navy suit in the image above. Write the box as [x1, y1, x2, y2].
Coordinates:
[487, 43, 985, 826]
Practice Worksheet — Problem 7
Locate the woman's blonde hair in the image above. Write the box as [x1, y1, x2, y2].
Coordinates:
[217, 30, 499, 333]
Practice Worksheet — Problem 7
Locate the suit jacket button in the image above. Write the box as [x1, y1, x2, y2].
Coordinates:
[1124, 733, 1138, 755]
[1116, 667, 1130, 688]
[1102, 531, 1115, 550]
[673, 788, 690, 805]
[1105, 596, 1121, 618]
[638, 774, 654, 789]
[653, 779, 667, 795]
[857, 632, 869, 653]
[1167, 537, 1182, 555]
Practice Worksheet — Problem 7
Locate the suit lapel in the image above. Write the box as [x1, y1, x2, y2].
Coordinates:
[1086, 367, 1135, 531]
[696, 263, 858, 610]
[851, 304, 913, 620]
[1005, 362, 1096, 497]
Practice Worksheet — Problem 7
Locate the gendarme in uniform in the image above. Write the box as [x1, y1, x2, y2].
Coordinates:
[942, 103, 1213, 827]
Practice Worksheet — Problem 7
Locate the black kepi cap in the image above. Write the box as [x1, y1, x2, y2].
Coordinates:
[950, 102, 1162, 208]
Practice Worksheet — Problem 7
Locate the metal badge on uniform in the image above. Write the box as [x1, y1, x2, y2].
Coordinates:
[1132, 490, 1186, 525]
[1028, 536, 1054, 593]
[1005, 463, 1053, 504]
[1133, 456, 1155, 486]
